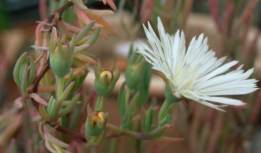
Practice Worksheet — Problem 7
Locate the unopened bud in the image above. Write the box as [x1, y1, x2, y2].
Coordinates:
[13, 52, 36, 94]
[125, 53, 146, 89]
[84, 111, 107, 143]
[49, 43, 73, 78]
[100, 70, 113, 84]
[95, 69, 119, 96]
[125, 65, 141, 89]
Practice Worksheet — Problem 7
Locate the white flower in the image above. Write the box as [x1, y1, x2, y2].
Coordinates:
[135, 17, 258, 111]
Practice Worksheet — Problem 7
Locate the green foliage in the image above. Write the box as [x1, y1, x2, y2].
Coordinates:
[143, 107, 155, 133]
[13, 52, 36, 94]
[49, 42, 73, 78]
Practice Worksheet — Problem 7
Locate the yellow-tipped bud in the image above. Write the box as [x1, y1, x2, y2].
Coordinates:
[91, 112, 106, 125]
[84, 111, 107, 142]
[100, 71, 112, 85]
[95, 68, 119, 96]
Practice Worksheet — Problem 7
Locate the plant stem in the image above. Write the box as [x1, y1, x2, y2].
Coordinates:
[95, 96, 104, 111]
[48, 1, 73, 25]
[109, 138, 117, 153]
[158, 99, 171, 121]
[136, 138, 145, 153]
[56, 77, 64, 100]
[55, 76, 65, 118]
[107, 123, 167, 140]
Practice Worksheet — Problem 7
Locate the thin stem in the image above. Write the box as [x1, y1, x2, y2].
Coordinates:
[95, 96, 104, 111]
[135, 117, 144, 153]
[109, 138, 117, 153]
[56, 77, 64, 100]
[136, 136, 145, 153]
[107, 123, 172, 141]
[54, 76, 65, 118]
[48, 1, 73, 25]
[158, 99, 172, 122]
[28, 59, 49, 109]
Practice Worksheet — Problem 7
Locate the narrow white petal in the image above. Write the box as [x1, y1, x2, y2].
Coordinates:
[198, 61, 238, 82]
[199, 96, 245, 106]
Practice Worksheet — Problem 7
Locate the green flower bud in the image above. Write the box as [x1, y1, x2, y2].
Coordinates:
[13, 52, 36, 94]
[49, 28, 73, 78]
[134, 63, 151, 106]
[95, 69, 120, 96]
[49, 43, 73, 78]
[125, 64, 142, 89]
[125, 52, 147, 89]
[84, 112, 106, 143]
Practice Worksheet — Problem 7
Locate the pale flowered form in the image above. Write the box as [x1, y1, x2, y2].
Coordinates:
[135, 17, 258, 111]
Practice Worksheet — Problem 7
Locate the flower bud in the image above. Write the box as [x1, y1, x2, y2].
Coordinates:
[95, 68, 119, 96]
[49, 42, 73, 78]
[84, 112, 106, 143]
[125, 52, 146, 89]
[125, 65, 142, 89]
[13, 52, 36, 94]
[101, 71, 113, 84]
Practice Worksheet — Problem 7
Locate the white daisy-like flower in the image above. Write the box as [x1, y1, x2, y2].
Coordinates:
[135, 17, 258, 110]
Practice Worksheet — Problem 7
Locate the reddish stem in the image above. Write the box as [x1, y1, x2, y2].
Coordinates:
[208, 0, 223, 33]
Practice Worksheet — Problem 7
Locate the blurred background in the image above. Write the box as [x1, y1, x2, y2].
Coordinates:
[1, 0, 261, 153]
